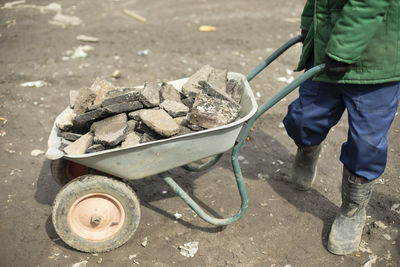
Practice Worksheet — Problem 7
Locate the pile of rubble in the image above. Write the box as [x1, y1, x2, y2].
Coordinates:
[55, 65, 244, 155]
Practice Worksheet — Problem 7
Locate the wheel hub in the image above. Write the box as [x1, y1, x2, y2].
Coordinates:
[68, 193, 125, 241]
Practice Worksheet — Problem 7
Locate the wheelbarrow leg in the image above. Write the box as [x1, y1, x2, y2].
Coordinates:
[161, 150, 248, 226]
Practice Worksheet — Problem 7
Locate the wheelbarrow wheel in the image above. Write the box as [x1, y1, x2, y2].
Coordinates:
[51, 158, 90, 186]
[52, 175, 141, 253]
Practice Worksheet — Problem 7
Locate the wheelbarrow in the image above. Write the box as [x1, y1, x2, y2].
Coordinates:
[46, 35, 325, 253]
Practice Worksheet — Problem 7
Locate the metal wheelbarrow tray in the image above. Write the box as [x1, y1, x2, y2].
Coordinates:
[46, 72, 258, 180]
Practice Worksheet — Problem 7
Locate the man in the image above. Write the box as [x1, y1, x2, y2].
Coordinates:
[283, 0, 400, 255]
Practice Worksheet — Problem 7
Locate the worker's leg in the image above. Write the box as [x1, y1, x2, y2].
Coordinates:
[328, 81, 400, 255]
[283, 77, 345, 189]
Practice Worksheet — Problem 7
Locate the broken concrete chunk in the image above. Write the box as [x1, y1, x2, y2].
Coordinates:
[59, 139, 72, 150]
[86, 143, 105, 153]
[103, 101, 143, 114]
[121, 132, 141, 148]
[58, 132, 82, 141]
[188, 92, 241, 129]
[90, 77, 116, 106]
[91, 113, 128, 147]
[73, 108, 108, 125]
[226, 79, 244, 103]
[181, 97, 193, 109]
[140, 109, 179, 137]
[55, 107, 76, 131]
[139, 82, 161, 107]
[73, 87, 97, 115]
[160, 83, 181, 102]
[69, 90, 79, 108]
[186, 123, 204, 131]
[64, 133, 93, 155]
[160, 100, 190, 118]
[139, 133, 156, 143]
[126, 120, 137, 134]
[198, 81, 240, 109]
[102, 87, 141, 107]
[177, 126, 193, 136]
[207, 68, 227, 94]
[182, 65, 213, 98]
[173, 116, 187, 127]
[128, 110, 142, 121]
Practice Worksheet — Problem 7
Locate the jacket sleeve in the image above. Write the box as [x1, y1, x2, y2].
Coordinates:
[301, 0, 314, 30]
[326, 0, 390, 64]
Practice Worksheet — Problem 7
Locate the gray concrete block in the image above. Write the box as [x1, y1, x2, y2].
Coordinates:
[139, 82, 161, 107]
[55, 107, 76, 131]
[73, 87, 97, 115]
[160, 83, 181, 102]
[182, 65, 213, 98]
[64, 132, 93, 155]
[90, 77, 116, 106]
[73, 108, 108, 125]
[102, 87, 141, 107]
[91, 113, 128, 147]
[226, 79, 244, 104]
[69, 90, 79, 108]
[103, 101, 143, 114]
[128, 110, 142, 121]
[173, 116, 187, 127]
[140, 109, 179, 137]
[58, 132, 82, 141]
[121, 132, 141, 148]
[198, 81, 240, 109]
[188, 92, 241, 129]
[139, 133, 156, 143]
[126, 120, 137, 134]
[86, 143, 105, 153]
[160, 100, 189, 118]
[208, 68, 227, 94]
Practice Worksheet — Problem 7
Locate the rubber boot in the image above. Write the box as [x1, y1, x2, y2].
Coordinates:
[327, 166, 375, 255]
[292, 143, 322, 190]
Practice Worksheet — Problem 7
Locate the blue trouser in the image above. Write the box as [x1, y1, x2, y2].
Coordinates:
[283, 62, 400, 180]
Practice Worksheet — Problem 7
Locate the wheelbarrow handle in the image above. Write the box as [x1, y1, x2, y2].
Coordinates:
[247, 35, 303, 82]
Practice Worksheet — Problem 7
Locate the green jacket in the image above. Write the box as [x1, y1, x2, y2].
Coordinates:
[297, 0, 400, 84]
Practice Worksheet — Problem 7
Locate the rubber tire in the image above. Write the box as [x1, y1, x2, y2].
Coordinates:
[52, 175, 141, 253]
[51, 159, 90, 186]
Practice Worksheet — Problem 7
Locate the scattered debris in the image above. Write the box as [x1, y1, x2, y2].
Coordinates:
[20, 80, 47, 88]
[128, 254, 137, 260]
[76, 34, 100, 43]
[363, 255, 378, 267]
[71, 260, 88, 267]
[179, 241, 199, 258]
[174, 212, 182, 219]
[383, 250, 392, 260]
[199, 25, 216, 32]
[2, 0, 26, 9]
[70, 45, 94, 59]
[31, 149, 44, 156]
[383, 234, 391, 241]
[373, 221, 388, 230]
[97, 258, 103, 264]
[137, 49, 149, 56]
[112, 69, 121, 79]
[123, 9, 147, 23]
[49, 12, 82, 28]
[359, 246, 373, 254]
[141, 237, 148, 247]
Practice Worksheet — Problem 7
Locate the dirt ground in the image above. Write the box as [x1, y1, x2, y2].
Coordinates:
[0, 0, 399, 266]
